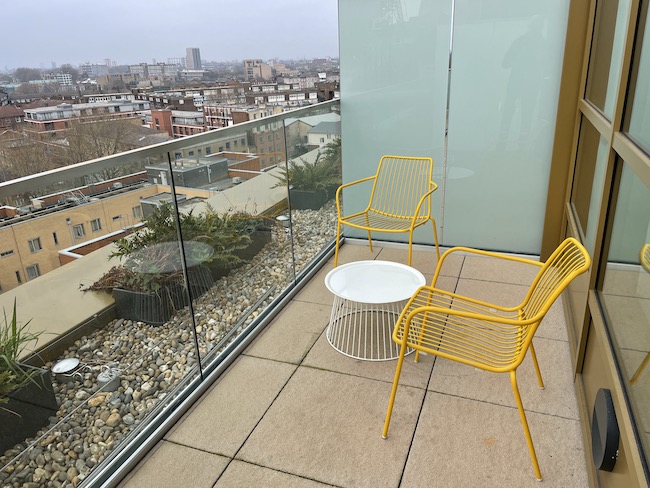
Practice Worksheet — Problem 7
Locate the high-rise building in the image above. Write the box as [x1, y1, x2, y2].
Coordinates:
[186, 48, 202, 70]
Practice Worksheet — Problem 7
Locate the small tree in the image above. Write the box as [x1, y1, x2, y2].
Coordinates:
[273, 138, 341, 192]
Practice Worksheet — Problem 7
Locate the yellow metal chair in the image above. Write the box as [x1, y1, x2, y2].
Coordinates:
[629, 243, 650, 385]
[382, 237, 591, 481]
[334, 155, 440, 267]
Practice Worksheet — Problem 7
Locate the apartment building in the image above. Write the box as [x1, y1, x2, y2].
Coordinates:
[0, 106, 24, 130]
[146, 152, 261, 188]
[245, 84, 319, 107]
[0, 175, 217, 293]
[128, 63, 176, 81]
[203, 103, 282, 130]
[22, 100, 150, 140]
[147, 109, 205, 138]
[186, 48, 202, 70]
[243, 59, 273, 81]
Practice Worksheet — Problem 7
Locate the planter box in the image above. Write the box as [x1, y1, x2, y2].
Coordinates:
[234, 229, 273, 262]
[289, 188, 330, 210]
[0, 366, 58, 454]
[113, 285, 181, 326]
[113, 266, 215, 325]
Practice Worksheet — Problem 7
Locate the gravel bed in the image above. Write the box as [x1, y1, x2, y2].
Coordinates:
[0, 203, 336, 488]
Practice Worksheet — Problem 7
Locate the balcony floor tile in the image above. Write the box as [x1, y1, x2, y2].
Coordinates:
[165, 355, 296, 457]
[236, 366, 425, 488]
[215, 460, 336, 487]
[401, 392, 588, 487]
[120, 441, 229, 488]
[245, 300, 331, 364]
[302, 329, 436, 389]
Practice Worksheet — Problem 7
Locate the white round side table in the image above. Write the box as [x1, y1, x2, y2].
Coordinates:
[324, 260, 426, 361]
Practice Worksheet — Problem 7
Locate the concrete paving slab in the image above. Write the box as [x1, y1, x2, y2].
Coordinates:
[165, 355, 296, 457]
[237, 367, 424, 488]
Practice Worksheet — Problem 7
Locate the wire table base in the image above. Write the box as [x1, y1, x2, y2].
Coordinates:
[326, 295, 414, 361]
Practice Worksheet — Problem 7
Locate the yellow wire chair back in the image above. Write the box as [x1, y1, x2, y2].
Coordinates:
[369, 155, 435, 221]
[520, 237, 591, 329]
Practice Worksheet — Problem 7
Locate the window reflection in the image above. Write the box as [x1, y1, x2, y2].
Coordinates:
[626, 2, 650, 152]
[600, 162, 650, 461]
[585, 0, 629, 119]
[570, 118, 608, 255]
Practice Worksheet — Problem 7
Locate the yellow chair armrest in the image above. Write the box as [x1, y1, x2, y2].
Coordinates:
[336, 175, 376, 216]
[410, 182, 438, 224]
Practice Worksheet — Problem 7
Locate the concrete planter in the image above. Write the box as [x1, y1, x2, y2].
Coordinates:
[0, 366, 58, 455]
[289, 188, 330, 210]
[113, 285, 182, 326]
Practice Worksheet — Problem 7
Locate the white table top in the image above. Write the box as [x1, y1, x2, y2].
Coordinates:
[325, 260, 426, 304]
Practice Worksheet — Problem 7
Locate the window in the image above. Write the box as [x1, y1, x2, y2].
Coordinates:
[320, 137, 325, 143]
[73, 224, 85, 238]
[28, 237, 42, 253]
[53, 232, 58, 245]
[205, 147, 212, 155]
[132, 206, 142, 219]
[26, 264, 40, 281]
[188, 150, 194, 156]
[1, 250, 14, 258]
[112, 215, 123, 221]
[15, 271, 21, 283]
[241, 138, 245, 145]
[219, 146, 224, 152]
[91, 218, 102, 232]
[226, 142, 231, 149]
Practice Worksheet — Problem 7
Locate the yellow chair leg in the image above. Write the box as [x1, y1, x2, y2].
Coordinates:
[334, 221, 342, 267]
[528, 342, 545, 389]
[383, 344, 408, 439]
[367, 229, 373, 252]
[511, 371, 543, 481]
[630, 351, 650, 385]
[407, 231, 414, 266]
[431, 218, 441, 261]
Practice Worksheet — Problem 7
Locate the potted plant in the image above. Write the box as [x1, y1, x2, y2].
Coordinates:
[84, 205, 253, 325]
[0, 300, 57, 454]
[273, 138, 341, 210]
[225, 210, 275, 262]
[85, 265, 186, 326]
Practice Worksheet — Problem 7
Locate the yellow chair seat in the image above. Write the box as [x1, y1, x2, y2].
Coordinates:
[340, 210, 431, 233]
[394, 286, 525, 372]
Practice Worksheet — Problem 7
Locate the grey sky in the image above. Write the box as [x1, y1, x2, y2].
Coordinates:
[3, 0, 339, 70]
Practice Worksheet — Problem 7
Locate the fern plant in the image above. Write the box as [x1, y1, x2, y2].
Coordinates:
[0, 300, 41, 410]
[273, 139, 341, 192]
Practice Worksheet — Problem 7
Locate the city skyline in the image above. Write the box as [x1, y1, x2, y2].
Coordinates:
[3, 0, 339, 70]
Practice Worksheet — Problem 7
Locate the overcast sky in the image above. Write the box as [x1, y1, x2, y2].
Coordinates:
[3, 0, 339, 70]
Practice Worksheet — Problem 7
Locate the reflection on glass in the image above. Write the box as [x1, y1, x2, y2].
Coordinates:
[444, 2, 569, 252]
[585, 0, 630, 118]
[627, 3, 650, 152]
[338, 0, 449, 246]
[570, 118, 609, 255]
[601, 162, 650, 465]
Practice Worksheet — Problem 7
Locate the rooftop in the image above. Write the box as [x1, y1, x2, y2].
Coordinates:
[119, 242, 589, 488]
